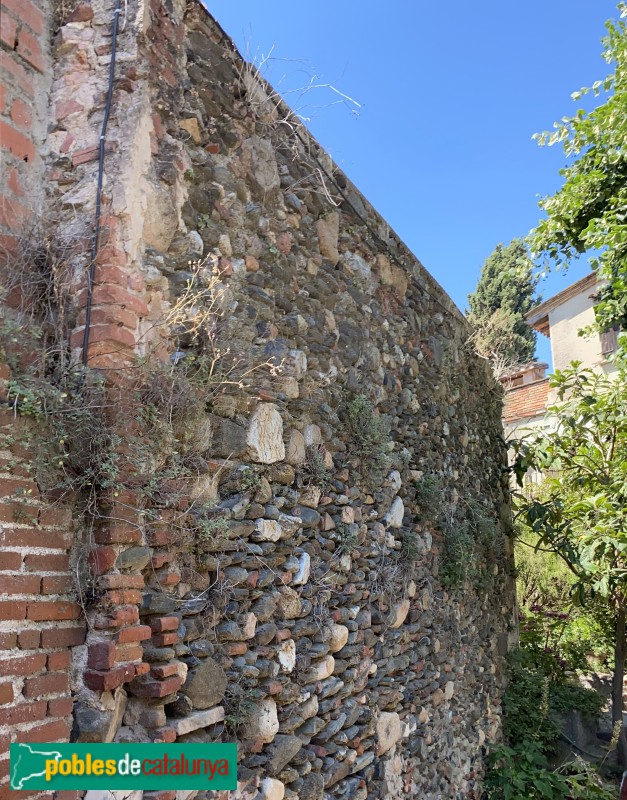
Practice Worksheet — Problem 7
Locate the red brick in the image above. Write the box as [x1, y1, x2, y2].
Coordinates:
[41, 626, 85, 648]
[94, 606, 139, 629]
[129, 674, 182, 698]
[0, 0, 45, 35]
[39, 506, 72, 527]
[16, 718, 72, 743]
[88, 545, 117, 575]
[0, 700, 47, 726]
[0, 12, 17, 48]
[151, 552, 173, 569]
[79, 282, 149, 317]
[153, 569, 180, 586]
[23, 672, 69, 699]
[0, 476, 38, 498]
[150, 663, 181, 679]
[147, 528, 173, 546]
[10, 98, 32, 130]
[149, 616, 180, 633]
[0, 652, 46, 677]
[0, 574, 40, 594]
[70, 324, 136, 350]
[41, 575, 73, 594]
[0, 121, 35, 162]
[48, 696, 74, 717]
[72, 141, 117, 166]
[84, 664, 133, 691]
[0, 633, 17, 649]
[0, 683, 13, 705]
[55, 99, 83, 120]
[48, 650, 71, 671]
[0, 84, 5, 114]
[94, 523, 141, 545]
[98, 574, 144, 589]
[115, 644, 142, 662]
[152, 728, 177, 744]
[102, 589, 142, 606]
[117, 624, 152, 644]
[78, 305, 139, 332]
[134, 662, 150, 677]
[27, 601, 81, 621]
[0, 527, 69, 548]
[0, 601, 26, 620]
[94, 245, 127, 269]
[0, 203, 33, 241]
[16, 28, 45, 72]
[67, 3, 94, 22]
[87, 641, 117, 670]
[0, 550, 22, 571]
[18, 629, 41, 649]
[6, 165, 25, 196]
[25, 553, 69, 572]
[0, 51, 34, 96]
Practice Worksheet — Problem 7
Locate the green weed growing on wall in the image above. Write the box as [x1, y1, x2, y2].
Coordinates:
[342, 394, 391, 486]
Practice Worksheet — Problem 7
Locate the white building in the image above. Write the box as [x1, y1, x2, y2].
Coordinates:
[501, 272, 618, 444]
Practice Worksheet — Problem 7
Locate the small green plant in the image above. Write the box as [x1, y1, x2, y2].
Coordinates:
[300, 444, 332, 491]
[485, 742, 614, 800]
[222, 683, 263, 739]
[399, 530, 421, 573]
[413, 474, 441, 522]
[195, 515, 229, 541]
[237, 466, 261, 494]
[342, 394, 391, 486]
[440, 498, 503, 592]
[336, 521, 359, 556]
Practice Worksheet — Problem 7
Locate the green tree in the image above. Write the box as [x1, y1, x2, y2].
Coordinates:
[514, 358, 627, 764]
[467, 239, 539, 369]
[531, 4, 627, 334]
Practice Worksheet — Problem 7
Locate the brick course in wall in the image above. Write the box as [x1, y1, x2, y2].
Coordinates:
[0, 400, 85, 797]
[0, 2, 87, 794]
[0, 0, 50, 253]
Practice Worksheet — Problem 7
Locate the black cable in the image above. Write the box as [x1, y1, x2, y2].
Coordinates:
[81, 0, 122, 366]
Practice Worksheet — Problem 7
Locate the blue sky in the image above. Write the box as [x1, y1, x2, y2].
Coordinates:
[211, 1, 620, 365]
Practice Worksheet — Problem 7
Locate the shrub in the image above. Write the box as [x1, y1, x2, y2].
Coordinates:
[342, 394, 391, 485]
[485, 742, 614, 800]
[440, 499, 503, 592]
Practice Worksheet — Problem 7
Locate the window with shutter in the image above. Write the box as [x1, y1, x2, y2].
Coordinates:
[600, 327, 619, 355]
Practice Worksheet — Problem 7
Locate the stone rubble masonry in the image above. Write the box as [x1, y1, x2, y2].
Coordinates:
[0, 0, 516, 798]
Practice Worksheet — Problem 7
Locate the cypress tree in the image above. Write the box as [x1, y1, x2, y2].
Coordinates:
[467, 239, 539, 369]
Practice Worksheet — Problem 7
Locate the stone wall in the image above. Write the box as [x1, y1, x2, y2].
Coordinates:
[0, 1, 516, 798]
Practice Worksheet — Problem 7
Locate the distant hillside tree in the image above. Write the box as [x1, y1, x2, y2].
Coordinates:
[467, 239, 539, 371]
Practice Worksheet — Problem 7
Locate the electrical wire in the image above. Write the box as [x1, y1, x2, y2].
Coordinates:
[81, 0, 122, 366]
